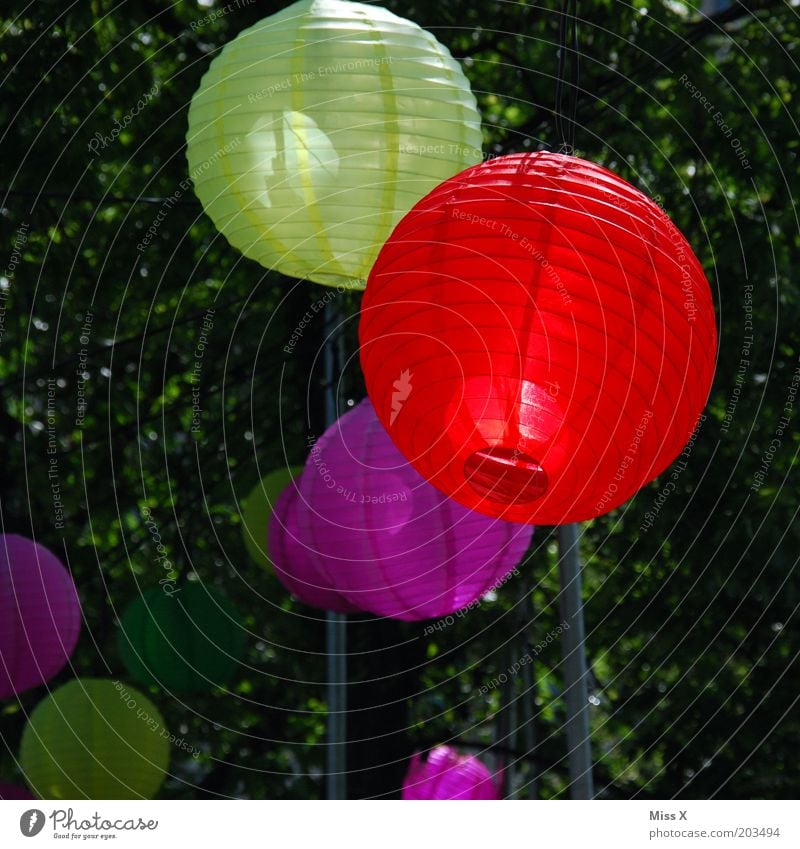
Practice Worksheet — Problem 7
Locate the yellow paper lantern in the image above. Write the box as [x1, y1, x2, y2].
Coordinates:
[20, 679, 170, 800]
[186, 0, 483, 288]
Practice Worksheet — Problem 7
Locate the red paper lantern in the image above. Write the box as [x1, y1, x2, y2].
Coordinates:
[360, 152, 717, 524]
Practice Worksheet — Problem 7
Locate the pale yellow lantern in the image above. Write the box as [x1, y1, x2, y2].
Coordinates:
[186, 0, 483, 288]
[20, 679, 170, 799]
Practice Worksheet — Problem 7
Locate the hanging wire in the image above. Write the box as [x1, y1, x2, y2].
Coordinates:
[569, 0, 580, 147]
[553, 0, 580, 153]
[553, 1, 568, 145]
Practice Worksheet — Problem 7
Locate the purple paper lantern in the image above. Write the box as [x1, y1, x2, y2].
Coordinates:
[0, 534, 81, 699]
[270, 481, 360, 614]
[402, 746, 501, 800]
[0, 782, 35, 800]
[269, 399, 532, 620]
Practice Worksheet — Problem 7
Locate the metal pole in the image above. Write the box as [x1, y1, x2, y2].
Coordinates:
[519, 593, 539, 799]
[520, 651, 538, 798]
[325, 611, 346, 799]
[505, 644, 519, 797]
[323, 302, 347, 800]
[557, 522, 594, 799]
[495, 647, 510, 798]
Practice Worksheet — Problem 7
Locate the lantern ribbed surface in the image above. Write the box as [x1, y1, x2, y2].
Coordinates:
[270, 482, 361, 613]
[0, 534, 81, 699]
[269, 399, 532, 620]
[360, 152, 717, 524]
[20, 679, 170, 800]
[402, 746, 500, 799]
[186, 0, 483, 289]
[117, 584, 246, 693]
[241, 466, 303, 570]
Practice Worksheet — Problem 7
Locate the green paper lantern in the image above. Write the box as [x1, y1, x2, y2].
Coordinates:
[117, 584, 246, 693]
[20, 678, 169, 800]
[186, 0, 483, 289]
[241, 466, 302, 570]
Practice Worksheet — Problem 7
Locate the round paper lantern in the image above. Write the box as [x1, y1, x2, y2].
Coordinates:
[269, 484, 361, 614]
[270, 399, 532, 620]
[360, 152, 717, 524]
[402, 746, 500, 799]
[0, 782, 35, 800]
[186, 0, 483, 289]
[117, 583, 246, 693]
[20, 678, 169, 799]
[0, 534, 81, 699]
[241, 466, 303, 570]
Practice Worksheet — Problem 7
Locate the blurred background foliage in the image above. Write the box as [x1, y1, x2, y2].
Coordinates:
[0, 0, 798, 798]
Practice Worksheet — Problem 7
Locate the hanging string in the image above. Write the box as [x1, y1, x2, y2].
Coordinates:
[553, 0, 580, 153]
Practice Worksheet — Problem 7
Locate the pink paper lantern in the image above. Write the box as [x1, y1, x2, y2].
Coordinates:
[270, 482, 360, 614]
[269, 399, 532, 620]
[403, 746, 501, 799]
[0, 534, 81, 699]
[0, 782, 35, 800]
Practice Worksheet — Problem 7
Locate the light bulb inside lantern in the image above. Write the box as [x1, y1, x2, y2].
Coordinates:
[464, 446, 548, 504]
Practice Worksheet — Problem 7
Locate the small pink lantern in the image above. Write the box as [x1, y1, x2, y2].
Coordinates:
[0, 782, 35, 799]
[403, 746, 501, 799]
[269, 399, 532, 620]
[0, 534, 81, 699]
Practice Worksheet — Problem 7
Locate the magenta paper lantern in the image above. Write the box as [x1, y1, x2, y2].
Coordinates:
[0, 534, 81, 699]
[270, 481, 359, 614]
[402, 746, 500, 799]
[0, 782, 35, 800]
[269, 399, 532, 620]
